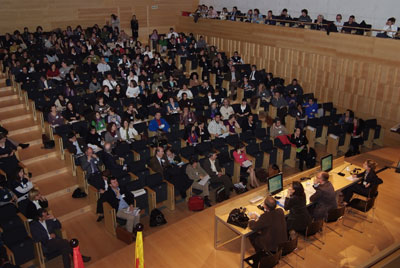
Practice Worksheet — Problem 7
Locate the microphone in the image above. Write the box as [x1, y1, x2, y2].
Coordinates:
[337, 164, 352, 177]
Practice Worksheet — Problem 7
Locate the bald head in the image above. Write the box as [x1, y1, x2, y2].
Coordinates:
[264, 196, 277, 211]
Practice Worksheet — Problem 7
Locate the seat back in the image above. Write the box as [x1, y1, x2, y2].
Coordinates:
[326, 206, 345, 223]
[279, 238, 298, 256]
[258, 249, 282, 268]
[103, 202, 116, 236]
[305, 220, 324, 237]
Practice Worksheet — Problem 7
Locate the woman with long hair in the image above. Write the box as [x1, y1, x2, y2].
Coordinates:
[284, 181, 312, 232]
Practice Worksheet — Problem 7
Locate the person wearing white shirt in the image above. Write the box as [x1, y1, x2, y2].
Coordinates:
[208, 114, 227, 137]
[377, 17, 397, 38]
[126, 81, 140, 98]
[143, 45, 154, 59]
[120, 120, 139, 141]
[334, 14, 344, 32]
[177, 85, 193, 99]
[102, 74, 117, 90]
[127, 71, 139, 85]
[97, 57, 111, 74]
[167, 28, 178, 39]
[219, 99, 235, 120]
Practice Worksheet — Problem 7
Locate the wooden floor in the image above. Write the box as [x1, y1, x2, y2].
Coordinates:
[90, 147, 400, 268]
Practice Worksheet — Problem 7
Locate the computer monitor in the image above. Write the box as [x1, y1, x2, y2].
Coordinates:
[268, 173, 283, 195]
[321, 154, 333, 172]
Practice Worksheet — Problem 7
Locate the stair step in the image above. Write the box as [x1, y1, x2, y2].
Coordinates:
[0, 94, 17, 102]
[0, 87, 14, 97]
[3, 118, 40, 135]
[0, 98, 23, 109]
[34, 171, 78, 200]
[0, 113, 32, 124]
[50, 194, 91, 221]
[28, 156, 69, 182]
[0, 107, 31, 121]
[19, 143, 58, 163]
[8, 129, 43, 146]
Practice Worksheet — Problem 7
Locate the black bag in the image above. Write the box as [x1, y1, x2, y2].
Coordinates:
[72, 188, 87, 198]
[255, 168, 269, 183]
[42, 134, 55, 149]
[6, 79, 11, 86]
[227, 207, 249, 229]
[149, 208, 167, 227]
[306, 147, 317, 169]
[215, 186, 227, 203]
[8, 237, 35, 265]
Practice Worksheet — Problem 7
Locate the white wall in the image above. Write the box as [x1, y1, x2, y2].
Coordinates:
[200, 0, 400, 30]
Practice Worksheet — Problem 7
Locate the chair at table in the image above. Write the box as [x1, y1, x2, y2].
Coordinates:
[279, 237, 304, 268]
[244, 248, 282, 268]
[325, 206, 346, 237]
[302, 219, 324, 257]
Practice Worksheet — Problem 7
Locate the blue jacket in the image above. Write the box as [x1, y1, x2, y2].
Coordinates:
[304, 103, 318, 119]
[148, 118, 170, 132]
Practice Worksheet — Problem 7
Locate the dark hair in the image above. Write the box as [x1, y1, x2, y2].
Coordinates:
[37, 208, 48, 218]
[107, 176, 117, 185]
[301, 9, 308, 15]
[107, 122, 116, 133]
[282, 8, 288, 12]
[388, 17, 396, 23]
[292, 181, 305, 197]
[189, 157, 198, 165]
[320, 172, 330, 182]
[350, 15, 355, 19]
[235, 143, 245, 151]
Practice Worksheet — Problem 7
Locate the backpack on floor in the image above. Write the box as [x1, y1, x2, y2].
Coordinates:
[149, 209, 167, 227]
[306, 147, 317, 169]
[188, 196, 204, 211]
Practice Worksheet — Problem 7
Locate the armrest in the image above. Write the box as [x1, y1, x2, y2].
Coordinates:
[148, 167, 157, 175]
[0, 168, 6, 177]
[118, 157, 124, 166]
[181, 156, 189, 163]
[4, 245, 15, 265]
[163, 179, 175, 211]
[17, 212, 31, 236]
[144, 186, 156, 212]
[128, 172, 138, 180]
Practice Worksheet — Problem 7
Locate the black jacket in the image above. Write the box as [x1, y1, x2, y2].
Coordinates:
[102, 187, 135, 211]
[284, 195, 311, 232]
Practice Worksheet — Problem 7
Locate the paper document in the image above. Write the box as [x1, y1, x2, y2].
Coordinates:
[219, 133, 230, 138]
[198, 175, 211, 186]
[242, 160, 252, 168]
[177, 162, 185, 167]
[346, 176, 357, 182]
[131, 189, 146, 197]
[276, 197, 286, 208]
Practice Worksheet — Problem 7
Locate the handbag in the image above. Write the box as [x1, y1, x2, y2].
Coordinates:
[227, 207, 249, 229]
[188, 196, 204, 211]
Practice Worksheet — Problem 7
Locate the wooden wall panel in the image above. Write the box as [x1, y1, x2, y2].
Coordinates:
[177, 17, 400, 146]
[0, 0, 199, 42]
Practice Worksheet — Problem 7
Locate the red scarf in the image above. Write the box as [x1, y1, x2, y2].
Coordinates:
[156, 119, 161, 126]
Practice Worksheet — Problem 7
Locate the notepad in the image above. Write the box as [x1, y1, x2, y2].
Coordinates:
[242, 160, 252, 168]
[131, 189, 146, 197]
[198, 175, 211, 186]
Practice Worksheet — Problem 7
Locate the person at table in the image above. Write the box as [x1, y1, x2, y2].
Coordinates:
[202, 151, 234, 199]
[186, 157, 212, 207]
[248, 196, 288, 254]
[148, 112, 170, 133]
[290, 128, 308, 171]
[309, 172, 337, 220]
[284, 181, 312, 233]
[233, 143, 259, 188]
[342, 160, 383, 206]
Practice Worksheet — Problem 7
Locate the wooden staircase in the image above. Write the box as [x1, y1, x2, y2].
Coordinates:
[0, 74, 91, 223]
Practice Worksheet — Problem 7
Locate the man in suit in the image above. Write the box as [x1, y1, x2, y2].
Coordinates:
[65, 132, 86, 165]
[102, 177, 140, 233]
[309, 172, 337, 220]
[248, 65, 261, 85]
[224, 65, 241, 97]
[248, 196, 288, 253]
[342, 15, 358, 33]
[93, 170, 111, 222]
[37, 75, 55, 92]
[202, 151, 234, 198]
[80, 147, 103, 186]
[148, 146, 169, 177]
[30, 209, 91, 268]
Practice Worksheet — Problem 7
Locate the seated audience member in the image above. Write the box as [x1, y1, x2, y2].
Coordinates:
[231, 51, 244, 65]
[303, 98, 318, 119]
[10, 167, 33, 203]
[48, 105, 70, 136]
[342, 15, 358, 33]
[80, 147, 103, 186]
[92, 171, 111, 222]
[342, 160, 382, 205]
[189, 73, 201, 89]
[126, 80, 140, 98]
[309, 172, 337, 220]
[54, 94, 67, 112]
[312, 14, 328, 31]
[100, 142, 128, 178]
[241, 114, 256, 134]
[185, 124, 199, 145]
[298, 9, 312, 27]
[107, 108, 122, 128]
[270, 118, 289, 140]
[228, 6, 239, 21]
[265, 10, 276, 25]
[26, 189, 49, 221]
[334, 14, 344, 32]
[224, 114, 240, 135]
[97, 57, 111, 74]
[30, 208, 91, 268]
[290, 128, 308, 171]
[177, 84, 193, 100]
[166, 97, 180, 115]
[338, 109, 354, 125]
[120, 119, 138, 142]
[236, 98, 251, 121]
[65, 132, 86, 164]
[91, 111, 107, 134]
[294, 104, 307, 129]
[186, 158, 212, 206]
[271, 91, 288, 119]
[196, 121, 210, 142]
[180, 106, 197, 127]
[278, 8, 292, 26]
[233, 143, 259, 188]
[124, 104, 138, 122]
[164, 148, 192, 198]
[346, 118, 363, 156]
[220, 99, 235, 121]
[202, 151, 234, 199]
[149, 147, 168, 176]
[248, 196, 288, 254]
[285, 79, 303, 97]
[377, 17, 397, 38]
[86, 126, 103, 147]
[225, 65, 241, 96]
[178, 93, 193, 109]
[104, 122, 121, 148]
[208, 114, 228, 138]
[284, 181, 312, 232]
[103, 177, 140, 233]
[148, 112, 170, 133]
[89, 77, 101, 93]
[0, 133, 20, 178]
